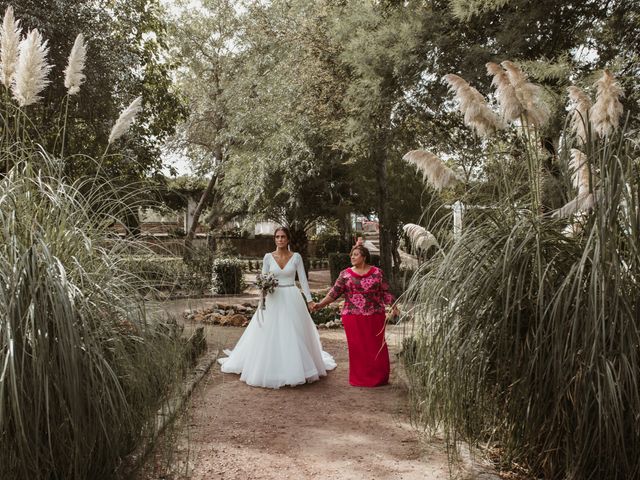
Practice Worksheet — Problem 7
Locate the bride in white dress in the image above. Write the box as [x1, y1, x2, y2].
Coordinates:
[217, 227, 336, 389]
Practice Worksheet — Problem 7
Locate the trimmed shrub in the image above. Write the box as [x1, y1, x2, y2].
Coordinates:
[183, 247, 215, 290]
[122, 256, 184, 287]
[211, 258, 246, 294]
[122, 254, 212, 292]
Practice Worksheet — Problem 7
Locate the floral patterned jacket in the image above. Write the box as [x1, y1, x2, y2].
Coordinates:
[328, 266, 395, 316]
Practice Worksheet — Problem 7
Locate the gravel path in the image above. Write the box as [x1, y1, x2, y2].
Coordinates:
[137, 322, 455, 480]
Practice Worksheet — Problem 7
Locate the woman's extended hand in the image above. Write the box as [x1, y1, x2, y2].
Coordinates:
[307, 301, 316, 312]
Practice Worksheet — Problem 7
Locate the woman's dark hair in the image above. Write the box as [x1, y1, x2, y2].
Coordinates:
[273, 226, 291, 243]
[350, 245, 371, 264]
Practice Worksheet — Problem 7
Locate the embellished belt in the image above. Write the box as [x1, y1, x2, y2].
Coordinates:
[277, 284, 294, 288]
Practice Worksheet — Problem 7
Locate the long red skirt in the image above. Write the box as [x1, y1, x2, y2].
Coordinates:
[342, 313, 389, 387]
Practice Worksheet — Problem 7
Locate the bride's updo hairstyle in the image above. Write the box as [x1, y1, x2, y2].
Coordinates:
[274, 226, 291, 244]
[350, 245, 371, 264]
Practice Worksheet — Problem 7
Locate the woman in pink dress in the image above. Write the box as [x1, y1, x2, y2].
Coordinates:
[314, 245, 398, 387]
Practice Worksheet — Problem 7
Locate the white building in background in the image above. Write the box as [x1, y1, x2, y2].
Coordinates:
[254, 220, 279, 236]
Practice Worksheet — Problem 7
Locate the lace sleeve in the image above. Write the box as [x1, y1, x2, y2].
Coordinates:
[328, 270, 347, 300]
[261, 253, 270, 274]
[295, 253, 312, 302]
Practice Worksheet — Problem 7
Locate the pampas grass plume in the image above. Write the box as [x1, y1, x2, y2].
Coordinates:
[590, 69, 623, 138]
[403, 223, 439, 252]
[403, 149, 459, 191]
[64, 33, 87, 95]
[0, 5, 21, 89]
[553, 192, 594, 219]
[486, 62, 523, 122]
[443, 73, 502, 136]
[500, 60, 550, 127]
[12, 28, 51, 107]
[108, 96, 143, 144]
[568, 86, 592, 144]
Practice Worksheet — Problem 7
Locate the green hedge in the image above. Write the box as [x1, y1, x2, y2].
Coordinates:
[314, 233, 352, 257]
[211, 258, 246, 294]
[328, 253, 350, 284]
[122, 253, 212, 292]
[238, 257, 328, 272]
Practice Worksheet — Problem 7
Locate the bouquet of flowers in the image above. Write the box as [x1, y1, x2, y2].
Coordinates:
[255, 272, 278, 310]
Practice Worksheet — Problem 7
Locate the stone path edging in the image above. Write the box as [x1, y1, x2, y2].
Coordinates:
[124, 346, 220, 475]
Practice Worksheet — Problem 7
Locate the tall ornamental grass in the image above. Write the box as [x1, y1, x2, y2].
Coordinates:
[402, 64, 640, 479]
[0, 160, 187, 480]
[0, 6, 186, 478]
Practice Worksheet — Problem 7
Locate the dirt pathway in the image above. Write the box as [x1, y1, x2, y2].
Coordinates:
[139, 322, 454, 480]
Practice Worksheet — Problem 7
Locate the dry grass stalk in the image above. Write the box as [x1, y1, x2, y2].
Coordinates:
[0, 5, 21, 89]
[500, 60, 550, 127]
[569, 148, 590, 196]
[108, 96, 142, 144]
[590, 69, 623, 138]
[403, 149, 459, 191]
[11, 28, 51, 107]
[486, 62, 523, 122]
[567, 86, 592, 144]
[64, 33, 86, 95]
[443, 73, 502, 136]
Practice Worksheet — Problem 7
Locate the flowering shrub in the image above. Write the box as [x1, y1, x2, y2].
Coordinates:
[309, 292, 340, 325]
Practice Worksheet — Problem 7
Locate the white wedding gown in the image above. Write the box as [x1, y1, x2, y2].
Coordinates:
[217, 252, 336, 388]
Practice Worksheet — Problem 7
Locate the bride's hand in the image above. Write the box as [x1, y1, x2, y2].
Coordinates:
[307, 301, 316, 311]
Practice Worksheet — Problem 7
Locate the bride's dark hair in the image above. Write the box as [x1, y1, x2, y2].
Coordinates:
[274, 226, 291, 242]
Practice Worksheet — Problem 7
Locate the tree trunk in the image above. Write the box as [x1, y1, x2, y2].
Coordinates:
[374, 144, 393, 278]
[391, 232, 401, 274]
[123, 208, 141, 237]
[288, 224, 310, 272]
[183, 172, 217, 261]
[338, 211, 353, 253]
